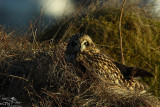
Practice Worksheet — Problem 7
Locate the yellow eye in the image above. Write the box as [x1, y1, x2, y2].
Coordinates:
[84, 41, 89, 46]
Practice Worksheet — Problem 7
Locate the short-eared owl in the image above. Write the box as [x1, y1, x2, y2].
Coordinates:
[65, 34, 153, 92]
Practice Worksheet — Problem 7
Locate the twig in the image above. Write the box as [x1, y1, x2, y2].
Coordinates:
[119, 0, 126, 65]
[0, 73, 29, 82]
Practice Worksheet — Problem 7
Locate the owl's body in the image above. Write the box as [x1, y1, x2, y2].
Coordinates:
[65, 34, 153, 92]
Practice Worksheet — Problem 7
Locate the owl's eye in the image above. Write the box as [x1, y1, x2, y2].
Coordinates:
[71, 42, 77, 47]
[84, 41, 89, 46]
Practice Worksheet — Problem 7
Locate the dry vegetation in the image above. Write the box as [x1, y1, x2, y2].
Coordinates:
[0, 0, 160, 106]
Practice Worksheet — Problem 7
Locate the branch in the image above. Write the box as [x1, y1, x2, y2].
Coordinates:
[119, 0, 126, 65]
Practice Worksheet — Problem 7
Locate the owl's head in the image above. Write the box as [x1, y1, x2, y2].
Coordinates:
[65, 34, 99, 61]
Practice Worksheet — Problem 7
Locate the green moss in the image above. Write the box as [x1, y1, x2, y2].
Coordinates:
[75, 8, 160, 97]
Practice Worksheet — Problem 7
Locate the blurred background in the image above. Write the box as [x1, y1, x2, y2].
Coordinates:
[0, 0, 75, 30]
[0, 0, 160, 31]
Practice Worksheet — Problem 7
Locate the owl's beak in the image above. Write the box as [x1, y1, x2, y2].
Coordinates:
[80, 44, 86, 52]
[80, 44, 83, 52]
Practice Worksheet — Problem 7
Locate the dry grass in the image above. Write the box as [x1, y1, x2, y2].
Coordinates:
[0, 32, 159, 106]
[0, 0, 160, 106]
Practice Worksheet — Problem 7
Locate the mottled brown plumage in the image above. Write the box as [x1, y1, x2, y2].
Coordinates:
[65, 34, 153, 92]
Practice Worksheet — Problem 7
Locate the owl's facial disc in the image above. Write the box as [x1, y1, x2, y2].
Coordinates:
[68, 40, 90, 53]
[81, 40, 90, 52]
